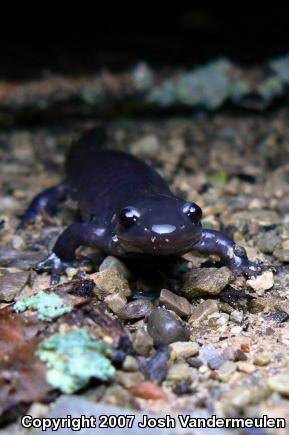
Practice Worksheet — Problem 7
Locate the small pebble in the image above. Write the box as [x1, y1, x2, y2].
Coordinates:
[265, 311, 289, 323]
[104, 292, 127, 314]
[173, 380, 193, 395]
[181, 267, 232, 298]
[167, 362, 193, 383]
[218, 361, 237, 381]
[189, 299, 219, 326]
[129, 382, 167, 400]
[123, 356, 139, 371]
[99, 256, 130, 279]
[116, 371, 144, 389]
[117, 299, 154, 321]
[187, 357, 203, 369]
[268, 372, 289, 397]
[159, 288, 192, 317]
[273, 249, 289, 263]
[233, 349, 247, 362]
[132, 328, 154, 356]
[208, 353, 229, 370]
[237, 361, 256, 374]
[147, 308, 190, 347]
[253, 353, 271, 366]
[230, 310, 244, 324]
[170, 341, 199, 360]
[138, 346, 171, 384]
[91, 268, 131, 299]
[247, 271, 274, 295]
[0, 271, 29, 302]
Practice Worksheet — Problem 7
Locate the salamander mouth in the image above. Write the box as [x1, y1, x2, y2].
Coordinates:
[117, 230, 202, 256]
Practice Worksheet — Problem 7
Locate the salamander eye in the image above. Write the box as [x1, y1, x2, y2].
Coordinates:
[119, 207, 140, 228]
[183, 202, 202, 222]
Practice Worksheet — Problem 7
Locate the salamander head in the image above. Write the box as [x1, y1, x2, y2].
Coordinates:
[115, 195, 202, 256]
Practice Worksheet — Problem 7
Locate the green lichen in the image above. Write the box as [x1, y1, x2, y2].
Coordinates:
[258, 76, 284, 101]
[147, 59, 250, 110]
[14, 291, 72, 321]
[208, 171, 228, 186]
[270, 54, 289, 83]
[37, 329, 115, 393]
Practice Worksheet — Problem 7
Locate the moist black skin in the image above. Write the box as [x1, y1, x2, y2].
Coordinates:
[19, 128, 263, 284]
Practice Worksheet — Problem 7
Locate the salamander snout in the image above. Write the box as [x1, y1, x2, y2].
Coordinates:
[116, 197, 203, 256]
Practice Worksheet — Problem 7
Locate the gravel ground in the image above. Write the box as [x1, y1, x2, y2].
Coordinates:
[1, 109, 289, 434]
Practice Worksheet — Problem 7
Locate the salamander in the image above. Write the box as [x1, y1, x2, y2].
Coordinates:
[19, 127, 263, 284]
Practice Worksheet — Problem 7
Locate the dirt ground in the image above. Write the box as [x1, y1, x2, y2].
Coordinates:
[1, 109, 289, 434]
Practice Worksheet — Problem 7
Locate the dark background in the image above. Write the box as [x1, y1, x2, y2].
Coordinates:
[2, 8, 289, 79]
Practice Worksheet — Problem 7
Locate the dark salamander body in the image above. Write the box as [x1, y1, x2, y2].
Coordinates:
[20, 128, 263, 283]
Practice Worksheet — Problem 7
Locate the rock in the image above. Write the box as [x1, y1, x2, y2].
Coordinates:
[265, 311, 289, 323]
[116, 371, 145, 389]
[101, 385, 139, 409]
[0, 271, 29, 302]
[198, 344, 219, 365]
[99, 256, 130, 279]
[129, 382, 167, 400]
[170, 341, 199, 360]
[237, 361, 256, 374]
[167, 362, 193, 383]
[233, 349, 247, 362]
[104, 292, 127, 314]
[254, 353, 271, 366]
[207, 353, 229, 370]
[173, 380, 193, 395]
[230, 310, 244, 324]
[91, 268, 131, 299]
[132, 327, 154, 356]
[268, 372, 289, 397]
[131, 134, 161, 158]
[159, 288, 192, 317]
[218, 361, 237, 381]
[181, 267, 232, 299]
[0, 248, 44, 270]
[257, 232, 281, 254]
[187, 357, 203, 368]
[274, 299, 289, 315]
[138, 346, 171, 384]
[147, 308, 190, 347]
[188, 299, 219, 326]
[219, 286, 252, 310]
[273, 249, 289, 263]
[247, 271, 274, 296]
[215, 313, 229, 326]
[122, 356, 139, 371]
[116, 299, 154, 321]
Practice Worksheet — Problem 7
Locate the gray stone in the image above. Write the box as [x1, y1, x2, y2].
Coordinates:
[91, 268, 131, 299]
[159, 288, 192, 317]
[181, 267, 232, 299]
[273, 249, 289, 263]
[268, 372, 289, 397]
[132, 327, 154, 356]
[104, 292, 127, 314]
[257, 232, 281, 254]
[117, 299, 154, 321]
[99, 256, 130, 279]
[170, 341, 199, 360]
[147, 308, 190, 347]
[0, 271, 28, 302]
[188, 299, 219, 326]
[116, 371, 145, 388]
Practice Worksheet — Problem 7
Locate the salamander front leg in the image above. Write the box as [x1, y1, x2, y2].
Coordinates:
[18, 181, 71, 229]
[191, 229, 263, 277]
[37, 222, 107, 284]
